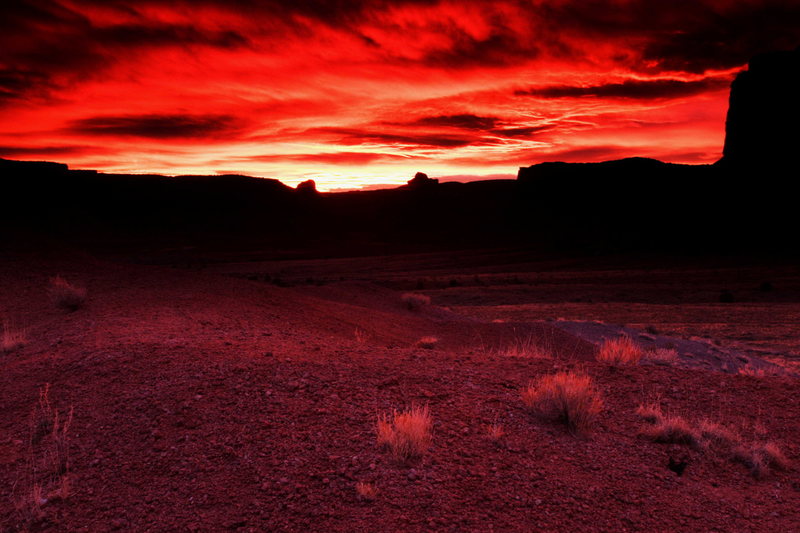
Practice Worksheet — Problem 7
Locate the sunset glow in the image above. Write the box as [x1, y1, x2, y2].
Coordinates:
[2, 1, 799, 190]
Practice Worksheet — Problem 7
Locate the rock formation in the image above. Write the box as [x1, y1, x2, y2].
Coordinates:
[720, 47, 800, 168]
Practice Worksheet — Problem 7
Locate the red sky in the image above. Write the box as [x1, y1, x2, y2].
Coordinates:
[1, 1, 799, 190]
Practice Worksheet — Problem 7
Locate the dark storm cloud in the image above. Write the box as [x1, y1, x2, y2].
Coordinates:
[410, 114, 501, 130]
[0, 69, 53, 105]
[0, 0, 250, 104]
[404, 115, 552, 139]
[302, 126, 495, 148]
[515, 77, 730, 100]
[0, 144, 88, 157]
[532, 0, 800, 73]
[70, 114, 243, 139]
[242, 151, 413, 165]
[490, 125, 554, 138]
[93, 24, 249, 49]
[420, 31, 538, 69]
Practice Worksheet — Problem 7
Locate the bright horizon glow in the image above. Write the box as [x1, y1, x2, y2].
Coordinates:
[2, 1, 798, 190]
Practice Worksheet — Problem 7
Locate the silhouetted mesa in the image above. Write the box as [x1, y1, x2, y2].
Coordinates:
[405, 172, 439, 190]
[296, 179, 318, 196]
[721, 47, 800, 168]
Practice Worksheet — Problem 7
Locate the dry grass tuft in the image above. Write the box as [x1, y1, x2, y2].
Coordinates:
[698, 419, 742, 450]
[15, 385, 73, 524]
[2, 322, 27, 353]
[496, 336, 551, 359]
[415, 336, 439, 349]
[596, 336, 643, 365]
[635, 401, 663, 424]
[401, 292, 431, 311]
[486, 421, 505, 442]
[737, 364, 782, 378]
[645, 348, 679, 365]
[733, 441, 789, 478]
[354, 328, 369, 344]
[521, 372, 602, 435]
[377, 405, 433, 462]
[48, 276, 86, 312]
[355, 481, 379, 501]
[640, 415, 701, 447]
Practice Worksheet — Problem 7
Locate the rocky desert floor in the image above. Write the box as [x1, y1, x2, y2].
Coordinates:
[1, 248, 799, 532]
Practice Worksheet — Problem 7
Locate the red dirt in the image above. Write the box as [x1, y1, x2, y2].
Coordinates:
[1, 252, 799, 531]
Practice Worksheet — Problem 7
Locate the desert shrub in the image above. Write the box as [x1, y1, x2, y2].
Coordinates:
[377, 405, 433, 462]
[496, 336, 551, 359]
[733, 441, 789, 478]
[2, 322, 27, 353]
[521, 372, 603, 435]
[415, 336, 438, 349]
[401, 292, 431, 311]
[355, 481, 379, 501]
[640, 415, 701, 447]
[48, 276, 86, 311]
[597, 336, 643, 365]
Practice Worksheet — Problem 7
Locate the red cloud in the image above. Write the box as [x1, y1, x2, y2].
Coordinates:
[0, 0, 795, 189]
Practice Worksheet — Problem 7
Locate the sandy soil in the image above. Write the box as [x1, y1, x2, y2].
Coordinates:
[1, 251, 799, 531]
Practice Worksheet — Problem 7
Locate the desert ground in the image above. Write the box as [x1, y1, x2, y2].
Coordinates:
[2, 248, 799, 531]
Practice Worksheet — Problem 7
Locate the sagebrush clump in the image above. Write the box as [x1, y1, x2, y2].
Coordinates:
[415, 336, 439, 349]
[521, 372, 602, 435]
[597, 336, 643, 365]
[377, 405, 433, 461]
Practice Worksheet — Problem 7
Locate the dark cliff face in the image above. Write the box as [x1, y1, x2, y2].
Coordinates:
[721, 47, 800, 167]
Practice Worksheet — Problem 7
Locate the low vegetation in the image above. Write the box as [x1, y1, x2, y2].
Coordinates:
[521, 372, 603, 435]
[49, 276, 86, 312]
[2, 322, 27, 353]
[355, 481, 379, 501]
[486, 421, 505, 442]
[644, 348, 679, 365]
[354, 328, 369, 344]
[636, 402, 788, 477]
[697, 419, 742, 450]
[634, 401, 663, 423]
[401, 292, 431, 311]
[640, 414, 702, 447]
[15, 385, 73, 523]
[496, 336, 551, 359]
[415, 336, 439, 349]
[377, 405, 433, 462]
[596, 336, 643, 365]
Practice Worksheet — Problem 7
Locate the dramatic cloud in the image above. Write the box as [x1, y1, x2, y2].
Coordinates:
[70, 114, 244, 139]
[0, 0, 798, 189]
[410, 115, 500, 130]
[516, 77, 731, 100]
